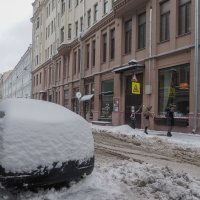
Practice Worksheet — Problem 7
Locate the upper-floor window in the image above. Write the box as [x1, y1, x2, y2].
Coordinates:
[138, 12, 146, 49]
[178, 0, 191, 35]
[51, 20, 54, 34]
[86, 43, 90, 68]
[36, 17, 40, 29]
[46, 6, 48, 17]
[87, 9, 91, 27]
[60, 27, 64, 43]
[35, 55, 39, 66]
[80, 16, 83, 32]
[52, 0, 55, 10]
[110, 28, 115, 60]
[92, 40, 96, 67]
[40, 72, 42, 84]
[49, 3, 51, 15]
[68, 0, 71, 9]
[102, 33, 107, 63]
[48, 24, 50, 37]
[46, 3, 51, 17]
[124, 19, 132, 54]
[36, 74, 38, 85]
[78, 48, 80, 73]
[160, 0, 170, 42]
[73, 51, 77, 75]
[75, 0, 79, 7]
[94, 3, 98, 22]
[103, 0, 108, 14]
[75, 21, 78, 36]
[68, 24, 72, 39]
[61, 0, 65, 15]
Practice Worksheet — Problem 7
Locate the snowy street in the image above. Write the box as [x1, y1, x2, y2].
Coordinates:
[2, 125, 200, 200]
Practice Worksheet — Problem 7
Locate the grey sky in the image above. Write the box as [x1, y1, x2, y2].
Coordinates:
[0, 0, 33, 74]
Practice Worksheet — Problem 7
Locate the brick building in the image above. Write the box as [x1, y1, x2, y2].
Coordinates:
[31, 0, 200, 133]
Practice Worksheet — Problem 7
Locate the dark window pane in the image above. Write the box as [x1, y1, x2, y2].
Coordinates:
[138, 13, 146, 49]
[124, 20, 132, 54]
[158, 64, 190, 116]
[160, 1, 170, 42]
[110, 29, 115, 59]
[102, 33, 107, 62]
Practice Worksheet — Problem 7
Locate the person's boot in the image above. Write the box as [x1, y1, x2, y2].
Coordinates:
[167, 132, 172, 137]
[144, 127, 148, 134]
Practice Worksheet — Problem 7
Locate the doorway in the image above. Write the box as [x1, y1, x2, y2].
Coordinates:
[125, 73, 143, 128]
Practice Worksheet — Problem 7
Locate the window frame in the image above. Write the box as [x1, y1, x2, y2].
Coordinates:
[178, 0, 191, 36]
[124, 19, 132, 54]
[110, 28, 115, 60]
[160, 0, 170, 42]
[102, 33, 107, 63]
[138, 12, 146, 49]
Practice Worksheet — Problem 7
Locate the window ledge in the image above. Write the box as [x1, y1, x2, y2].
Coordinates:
[136, 47, 146, 52]
[158, 39, 170, 45]
[176, 32, 191, 38]
[122, 52, 132, 56]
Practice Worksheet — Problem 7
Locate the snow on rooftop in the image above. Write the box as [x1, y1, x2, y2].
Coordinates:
[0, 98, 94, 173]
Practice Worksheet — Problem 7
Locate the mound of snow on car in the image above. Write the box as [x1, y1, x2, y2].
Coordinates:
[0, 99, 94, 173]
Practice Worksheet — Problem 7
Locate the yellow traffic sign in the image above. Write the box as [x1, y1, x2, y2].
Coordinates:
[132, 82, 140, 94]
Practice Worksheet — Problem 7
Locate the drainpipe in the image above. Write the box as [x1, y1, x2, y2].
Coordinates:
[192, 0, 199, 134]
[147, 7, 152, 105]
[78, 0, 85, 115]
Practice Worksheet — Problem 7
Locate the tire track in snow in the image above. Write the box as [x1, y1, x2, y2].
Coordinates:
[93, 132, 200, 177]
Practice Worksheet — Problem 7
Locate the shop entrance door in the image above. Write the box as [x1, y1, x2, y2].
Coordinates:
[125, 73, 143, 128]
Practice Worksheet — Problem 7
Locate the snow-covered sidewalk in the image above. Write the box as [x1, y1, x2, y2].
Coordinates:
[91, 124, 200, 149]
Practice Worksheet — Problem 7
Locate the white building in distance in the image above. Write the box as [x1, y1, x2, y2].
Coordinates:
[3, 45, 32, 99]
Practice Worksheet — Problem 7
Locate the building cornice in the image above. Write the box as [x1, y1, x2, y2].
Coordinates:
[82, 12, 115, 41]
[32, 59, 51, 74]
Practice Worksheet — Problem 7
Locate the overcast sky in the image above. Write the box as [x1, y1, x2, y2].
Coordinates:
[0, 0, 33, 74]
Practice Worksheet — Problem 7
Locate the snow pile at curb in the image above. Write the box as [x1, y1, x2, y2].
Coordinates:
[91, 124, 200, 150]
[17, 159, 200, 200]
[109, 160, 200, 200]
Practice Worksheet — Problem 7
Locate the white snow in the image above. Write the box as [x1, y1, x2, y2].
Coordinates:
[16, 159, 200, 200]
[92, 124, 200, 149]
[8, 124, 200, 200]
[0, 98, 94, 173]
[1, 111, 200, 199]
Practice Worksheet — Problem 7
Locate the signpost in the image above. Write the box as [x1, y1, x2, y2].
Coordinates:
[131, 74, 140, 95]
[76, 92, 82, 115]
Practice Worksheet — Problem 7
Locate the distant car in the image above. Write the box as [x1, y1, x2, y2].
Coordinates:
[0, 99, 94, 189]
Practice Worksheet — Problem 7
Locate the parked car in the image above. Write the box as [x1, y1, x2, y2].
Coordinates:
[0, 98, 94, 189]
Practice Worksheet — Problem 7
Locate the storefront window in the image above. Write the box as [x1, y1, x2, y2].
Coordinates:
[158, 64, 189, 117]
[72, 87, 79, 113]
[101, 80, 113, 118]
[64, 89, 69, 108]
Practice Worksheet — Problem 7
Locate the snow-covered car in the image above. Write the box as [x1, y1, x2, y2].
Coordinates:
[0, 99, 94, 189]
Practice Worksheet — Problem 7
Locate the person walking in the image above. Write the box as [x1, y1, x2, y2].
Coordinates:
[142, 105, 153, 134]
[166, 104, 175, 137]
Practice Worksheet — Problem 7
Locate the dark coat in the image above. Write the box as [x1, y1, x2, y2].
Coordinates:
[166, 108, 174, 126]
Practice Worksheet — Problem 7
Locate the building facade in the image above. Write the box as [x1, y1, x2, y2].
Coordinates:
[32, 0, 200, 133]
[3, 45, 33, 99]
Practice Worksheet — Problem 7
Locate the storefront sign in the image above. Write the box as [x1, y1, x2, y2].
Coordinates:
[132, 82, 140, 94]
[113, 98, 119, 112]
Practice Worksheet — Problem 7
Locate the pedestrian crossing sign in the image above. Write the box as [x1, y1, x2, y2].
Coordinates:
[132, 82, 140, 94]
